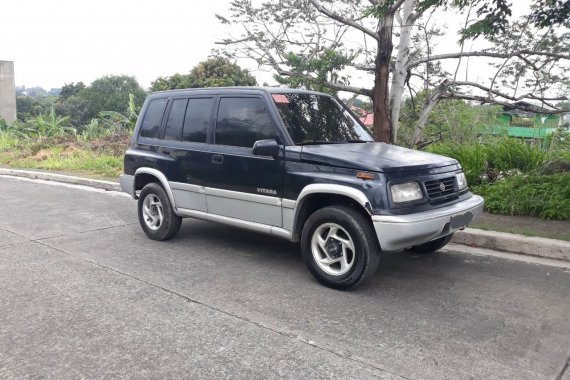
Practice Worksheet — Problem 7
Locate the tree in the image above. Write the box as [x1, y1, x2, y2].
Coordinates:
[79, 75, 146, 120]
[150, 57, 257, 92]
[217, 0, 570, 145]
[59, 82, 85, 99]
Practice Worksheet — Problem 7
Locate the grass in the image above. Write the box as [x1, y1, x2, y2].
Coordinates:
[0, 134, 127, 180]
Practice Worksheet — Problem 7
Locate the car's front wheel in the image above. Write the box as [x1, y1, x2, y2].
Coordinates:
[301, 206, 380, 290]
[137, 182, 182, 241]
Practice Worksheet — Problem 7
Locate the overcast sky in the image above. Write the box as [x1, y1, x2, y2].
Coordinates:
[1, 0, 252, 89]
[2, 0, 533, 92]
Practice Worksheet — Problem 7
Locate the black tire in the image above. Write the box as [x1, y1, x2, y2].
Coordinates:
[407, 234, 453, 254]
[137, 182, 182, 241]
[300, 205, 380, 290]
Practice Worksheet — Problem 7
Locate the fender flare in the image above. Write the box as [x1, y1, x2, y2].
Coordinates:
[134, 167, 177, 210]
[290, 183, 373, 238]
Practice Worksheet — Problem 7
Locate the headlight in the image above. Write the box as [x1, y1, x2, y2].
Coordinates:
[390, 182, 423, 203]
[456, 172, 468, 190]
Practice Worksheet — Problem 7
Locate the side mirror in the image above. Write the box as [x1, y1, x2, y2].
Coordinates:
[252, 139, 280, 158]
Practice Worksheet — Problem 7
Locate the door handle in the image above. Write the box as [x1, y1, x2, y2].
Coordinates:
[212, 154, 224, 165]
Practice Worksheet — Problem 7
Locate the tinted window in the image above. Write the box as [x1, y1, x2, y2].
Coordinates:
[183, 98, 213, 143]
[215, 97, 276, 148]
[140, 98, 167, 138]
[164, 99, 187, 140]
[272, 93, 373, 144]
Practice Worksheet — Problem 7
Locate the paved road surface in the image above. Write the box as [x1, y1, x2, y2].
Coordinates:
[1, 176, 569, 379]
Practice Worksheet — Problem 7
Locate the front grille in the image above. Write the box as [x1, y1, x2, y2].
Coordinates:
[424, 176, 458, 203]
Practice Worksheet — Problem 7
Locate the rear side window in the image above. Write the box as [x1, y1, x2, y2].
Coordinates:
[139, 98, 167, 138]
[183, 98, 213, 143]
[215, 97, 276, 148]
[164, 99, 188, 140]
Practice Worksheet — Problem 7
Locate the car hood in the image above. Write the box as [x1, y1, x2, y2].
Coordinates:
[299, 142, 458, 172]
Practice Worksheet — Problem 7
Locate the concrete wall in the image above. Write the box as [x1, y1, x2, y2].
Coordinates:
[0, 60, 17, 123]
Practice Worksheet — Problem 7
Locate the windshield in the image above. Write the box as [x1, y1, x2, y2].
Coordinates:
[272, 93, 374, 145]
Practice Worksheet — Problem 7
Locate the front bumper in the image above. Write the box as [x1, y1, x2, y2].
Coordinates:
[372, 195, 484, 251]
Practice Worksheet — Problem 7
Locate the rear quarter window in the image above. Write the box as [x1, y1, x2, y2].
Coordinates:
[139, 98, 168, 139]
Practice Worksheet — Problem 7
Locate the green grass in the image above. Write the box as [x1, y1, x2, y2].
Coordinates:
[0, 146, 123, 179]
[472, 173, 570, 220]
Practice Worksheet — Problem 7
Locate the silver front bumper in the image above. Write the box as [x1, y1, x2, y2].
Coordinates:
[372, 195, 484, 251]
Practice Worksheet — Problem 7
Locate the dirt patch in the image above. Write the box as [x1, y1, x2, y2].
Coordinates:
[32, 149, 54, 161]
[84, 133, 130, 155]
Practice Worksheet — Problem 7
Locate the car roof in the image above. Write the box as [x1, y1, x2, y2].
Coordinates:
[149, 86, 332, 98]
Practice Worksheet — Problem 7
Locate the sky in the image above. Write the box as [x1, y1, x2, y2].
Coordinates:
[1, 0, 534, 93]
[1, 0, 258, 89]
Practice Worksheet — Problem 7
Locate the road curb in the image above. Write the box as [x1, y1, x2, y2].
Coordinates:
[452, 228, 570, 262]
[2, 168, 568, 262]
[0, 168, 121, 192]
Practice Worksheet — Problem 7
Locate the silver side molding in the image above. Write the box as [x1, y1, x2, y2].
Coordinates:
[177, 208, 292, 240]
[205, 187, 282, 206]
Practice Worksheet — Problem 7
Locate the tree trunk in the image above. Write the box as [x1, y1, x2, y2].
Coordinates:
[389, 0, 417, 144]
[373, 15, 394, 143]
[410, 83, 449, 147]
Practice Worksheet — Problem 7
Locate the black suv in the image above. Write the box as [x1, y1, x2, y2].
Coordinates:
[120, 87, 483, 289]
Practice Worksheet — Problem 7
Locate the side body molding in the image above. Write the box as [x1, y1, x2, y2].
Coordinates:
[134, 167, 178, 212]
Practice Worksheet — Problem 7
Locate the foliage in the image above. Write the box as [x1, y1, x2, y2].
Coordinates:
[427, 141, 487, 185]
[29, 107, 75, 138]
[472, 173, 570, 220]
[78, 75, 146, 122]
[484, 138, 550, 173]
[54, 95, 91, 128]
[98, 93, 140, 131]
[59, 82, 86, 99]
[399, 94, 499, 147]
[427, 137, 556, 185]
[545, 126, 570, 151]
[53, 75, 145, 129]
[150, 58, 257, 92]
[274, 49, 354, 94]
[16, 95, 58, 122]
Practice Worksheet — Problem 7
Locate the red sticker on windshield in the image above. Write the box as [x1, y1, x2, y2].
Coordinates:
[272, 94, 290, 103]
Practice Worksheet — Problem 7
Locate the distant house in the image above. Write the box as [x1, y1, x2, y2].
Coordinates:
[484, 103, 563, 146]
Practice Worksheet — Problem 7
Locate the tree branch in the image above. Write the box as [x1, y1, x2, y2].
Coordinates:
[308, 0, 380, 41]
[407, 50, 570, 69]
[453, 81, 568, 103]
[441, 94, 566, 114]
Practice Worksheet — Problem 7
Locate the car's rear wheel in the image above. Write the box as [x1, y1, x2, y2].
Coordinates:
[301, 206, 380, 290]
[407, 234, 453, 254]
[138, 182, 181, 241]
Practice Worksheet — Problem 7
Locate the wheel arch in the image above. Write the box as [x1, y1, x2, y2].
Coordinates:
[134, 168, 177, 210]
[290, 184, 373, 242]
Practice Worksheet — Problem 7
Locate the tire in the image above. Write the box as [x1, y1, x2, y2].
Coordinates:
[300, 206, 380, 290]
[407, 234, 453, 254]
[137, 182, 182, 241]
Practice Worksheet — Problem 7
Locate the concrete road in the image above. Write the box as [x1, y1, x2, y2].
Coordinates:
[1, 176, 569, 379]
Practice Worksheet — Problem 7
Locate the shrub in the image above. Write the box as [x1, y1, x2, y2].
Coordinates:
[472, 173, 570, 220]
[427, 142, 487, 185]
[485, 137, 550, 173]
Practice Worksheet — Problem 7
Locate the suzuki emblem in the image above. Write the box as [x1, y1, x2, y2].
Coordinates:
[440, 182, 446, 191]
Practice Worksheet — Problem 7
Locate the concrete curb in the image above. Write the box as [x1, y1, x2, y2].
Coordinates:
[0, 168, 121, 192]
[452, 228, 570, 262]
[2, 168, 568, 262]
